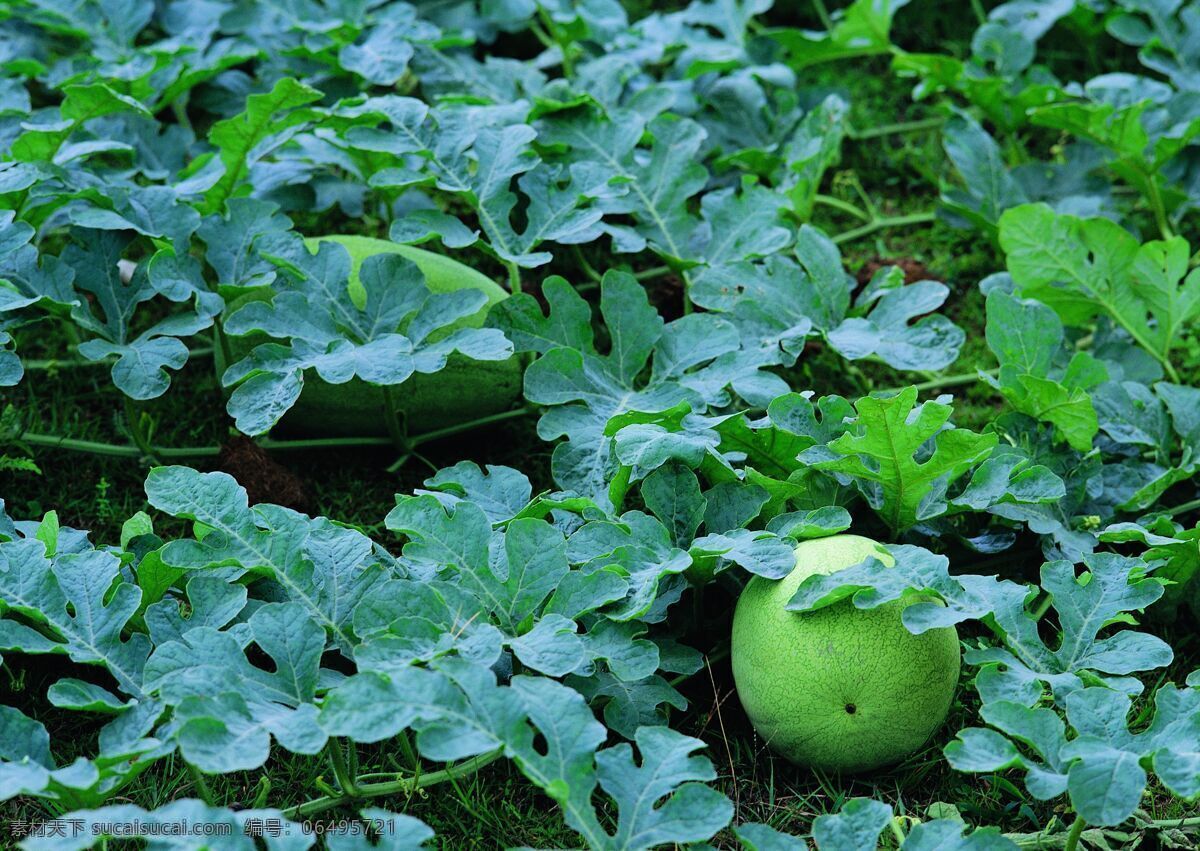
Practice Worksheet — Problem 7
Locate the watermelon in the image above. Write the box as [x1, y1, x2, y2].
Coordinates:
[730, 534, 960, 773]
[214, 235, 522, 437]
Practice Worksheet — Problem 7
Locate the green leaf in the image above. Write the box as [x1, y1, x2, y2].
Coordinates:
[385, 497, 569, 632]
[826, 273, 964, 371]
[0, 705, 53, 798]
[1158, 382, 1200, 461]
[766, 506, 853, 540]
[952, 454, 1067, 513]
[567, 514, 693, 621]
[9, 84, 150, 162]
[803, 387, 997, 532]
[782, 95, 848, 220]
[691, 180, 791, 268]
[144, 575, 248, 647]
[1030, 97, 1200, 215]
[143, 602, 327, 772]
[694, 227, 963, 373]
[197, 198, 294, 289]
[0, 539, 149, 697]
[203, 78, 322, 214]
[0, 701, 159, 808]
[969, 554, 1172, 705]
[941, 110, 1028, 238]
[690, 529, 797, 580]
[1000, 204, 1197, 380]
[507, 675, 732, 850]
[494, 271, 743, 499]
[640, 464, 706, 549]
[903, 819, 1019, 850]
[1101, 517, 1200, 621]
[736, 822, 808, 850]
[43, 230, 217, 400]
[145, 466, 384, 651]
[949, 684, 1200, 828]
[984, 290, 1102, 451]
[568, 671, 688, 740]
[811, 797, 892, 850]
[770, 0, 913, 69]
[594, 726, 733, 848]
[786, 544, 1028, 634]
[339, 20, 417, 86]
[611, 406, 724, 482]
[369, 103, 603, 267]
[539, 109, 707, 265]
[421, 461, 534, 523]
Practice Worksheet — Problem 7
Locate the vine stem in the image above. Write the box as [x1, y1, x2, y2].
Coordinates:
[171, 92, 194, 136]
[667, 645, 730, 688]
[814, 194, 871, 221]
[1030, 591, 1055, 622]
[328, 742, 361, 797]
[380, 386, 407, 453]
[506, 261, 522, 294]
[123, 398, 160, 465]
[406, 405, 535, 448]
[881, 368, 998, 395]
[1144, 174, 1174, 240]
[607, 464, 632, 515]
[1062, 815, 1085, 851]
[384, 453, 411, 475]
[811, 0, 833, 30]
[572, 247, 602, 283]
[280, 749, 503, 819]
[17, 407, 536, 462]
[187, 763, 217, 807]
[1166, 498, 1200, 518]
[251, 776, 272, 809]
[1151, 816, 1200, 829]
[16, 433, 388, 459]
[24, 347, 214, 371]
[536, 7, 573, 76]
[848, 117, 945, 141]
[634, 265, 673, 281]
[833, 211, 937, 245]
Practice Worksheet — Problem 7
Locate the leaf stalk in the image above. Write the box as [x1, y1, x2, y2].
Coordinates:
[1062, 814, 1086, 851]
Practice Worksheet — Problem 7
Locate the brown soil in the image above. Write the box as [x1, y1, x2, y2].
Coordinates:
[217, 435, 312, 512]
[855, 256, 940, 286]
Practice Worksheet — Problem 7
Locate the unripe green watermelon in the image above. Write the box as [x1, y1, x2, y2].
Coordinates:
[730, 534, 960, 773]
[214, 235, 522, 437]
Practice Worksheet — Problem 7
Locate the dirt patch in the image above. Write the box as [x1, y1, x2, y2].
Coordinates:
[648, 273, 687, 322]
[855, 257, 940, 286]
[217, 436, 312, 512]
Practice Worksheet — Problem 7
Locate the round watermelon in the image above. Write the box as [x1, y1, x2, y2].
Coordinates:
[730, 534, 960, 773]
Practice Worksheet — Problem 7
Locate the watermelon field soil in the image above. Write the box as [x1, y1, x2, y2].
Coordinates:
[3, 8, 1200, 844]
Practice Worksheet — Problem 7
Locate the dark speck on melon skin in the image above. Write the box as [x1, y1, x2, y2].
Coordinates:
[730, 534, 961, 774]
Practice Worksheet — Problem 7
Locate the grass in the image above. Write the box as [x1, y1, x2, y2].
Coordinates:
[3, 27, 1200, 849]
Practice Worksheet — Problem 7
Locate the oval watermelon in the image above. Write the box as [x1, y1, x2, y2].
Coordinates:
[214, 235, 522, 437]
